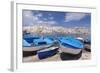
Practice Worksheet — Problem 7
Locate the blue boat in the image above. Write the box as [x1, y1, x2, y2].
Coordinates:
[33, 37, 55, 46]
[23, 37, 55, 51]
[58, 36, 84, 55]
[37, 47, 59, 59]
[23, 47, 59, 62]
[23, 34, 40, 44]
[23, 39, 31, 47]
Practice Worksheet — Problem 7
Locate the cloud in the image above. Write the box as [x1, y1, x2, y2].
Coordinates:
[36, 13, 42, 17]
[49, 16, 54, 20]
[23, 10, 57, 26]
[43, 18, 48, 21]
[37, 20, 57, 25]
[23, 10, 45, 26]
[23, 11, 33, 18]
[65, 12, 88, 22]
[23, 11, 35, 26]
[46, 21, 57, 24]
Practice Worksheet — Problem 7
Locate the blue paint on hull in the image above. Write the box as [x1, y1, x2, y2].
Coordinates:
[58, 36, 84, 49]
[23, 39, 31, 47]
[38, 48, 59, 59]
[33, 37, 55, 46]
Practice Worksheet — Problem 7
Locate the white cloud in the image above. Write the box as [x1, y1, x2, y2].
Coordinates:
[23, 11, 33, 18]
[23, 11, 34, 26]
[23, 10, 57, 26]
[23, 10, 44, 26]
[46, 21, 57, 24]
[37, 20, 44, 24]
[49, 16, 54, 20]
[48, 13, 54, 20]
[32, 16, 39, 21]
[43, 18, 48, 21]
[36, 13, 42, 17]
[37, 20, 57, 25]
[65, 12, 88, 22]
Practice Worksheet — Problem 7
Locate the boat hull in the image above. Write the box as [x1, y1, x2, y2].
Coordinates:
[23, 44, 52, 51]
[84, 44, 91, 52]
[60, 51, 82, 60]
[84, 39, 91, 52]
[60, 44, 82, 55]
[37, 47, 59, 59]
[23, 51, 37, 57]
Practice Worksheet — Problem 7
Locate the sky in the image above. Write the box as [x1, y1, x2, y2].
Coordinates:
[22, 10, 91, 28]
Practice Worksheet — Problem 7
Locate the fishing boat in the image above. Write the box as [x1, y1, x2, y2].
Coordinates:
[23, 34, 40, 44]
[84, 37, 91, 44]
[33, 37, 54, 46]
[23, 39, 31, 47]
[58, 36, 84, 55]
[22, 39, 38, 57]
[84, 36, 91, 52]
[37, 46, 59, 59]
[23, 47, 59, 62]
[76, 37, 84, 43]
[23, 37, 55, 51]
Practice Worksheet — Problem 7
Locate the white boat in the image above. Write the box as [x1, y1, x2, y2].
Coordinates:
[58, 36, 84, 55]
[23, 44, 53, 51]
[76, 37, 84, 43]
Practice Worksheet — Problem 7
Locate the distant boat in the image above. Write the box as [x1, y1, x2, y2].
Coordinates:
[84, 36, 91, 44]
[58, 36, 84, 55]
[23, 37, 55, 51]
[84, 36, 91, 52]
[76, 37, 84, 43]
[37, 46, 59, 59]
